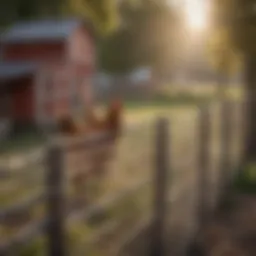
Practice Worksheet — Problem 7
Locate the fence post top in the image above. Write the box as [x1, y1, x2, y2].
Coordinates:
[156, 117, 169, 126]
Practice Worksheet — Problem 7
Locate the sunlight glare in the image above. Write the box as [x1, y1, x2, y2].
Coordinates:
[185, 0, 207, 31]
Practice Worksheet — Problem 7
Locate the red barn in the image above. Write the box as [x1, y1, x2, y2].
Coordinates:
[0, 18, 95, 132]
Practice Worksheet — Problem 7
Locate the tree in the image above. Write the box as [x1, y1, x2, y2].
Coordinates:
[99, 27, 138, 73]
[213, 0, 256, 163]
[207, 28, 242, 99]
[67, 0, 119, 35]
[0, 0, 119, 35]
[0, 0, 66, 25]
[99, 0, 180, 75]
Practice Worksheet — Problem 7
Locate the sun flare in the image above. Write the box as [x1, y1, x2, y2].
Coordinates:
[185, 0, 207, 31]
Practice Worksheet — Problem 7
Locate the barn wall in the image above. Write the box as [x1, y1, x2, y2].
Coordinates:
[66, 26, 95, 109]
[10, 76, 35, 124]
[3, 42, 65, 63]
[34, 66, 75, 127]
[67, 26, 95, 73]
[0, 90, 11, 119]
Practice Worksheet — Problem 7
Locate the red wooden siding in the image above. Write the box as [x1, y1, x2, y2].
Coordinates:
[3, 42, 65, 63]
[68, 27, 95, 73]
[0, 92, 11, 119]
[40, 65, 72, 120]
[43, 97, 69, 118]
[10, 77, 34, 122]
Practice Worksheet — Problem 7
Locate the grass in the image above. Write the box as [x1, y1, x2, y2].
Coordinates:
[0, 132, 45, 155]
[234, 165, 256, 194]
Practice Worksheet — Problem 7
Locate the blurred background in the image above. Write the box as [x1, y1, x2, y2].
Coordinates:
[0, 0, 255, 256]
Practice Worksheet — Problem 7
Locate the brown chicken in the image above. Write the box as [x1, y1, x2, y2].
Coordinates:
[56, 114, 81, 135]
[57, 99, 123, 137]
[56, 99, 123, 204]
[84, 99, 123, 137]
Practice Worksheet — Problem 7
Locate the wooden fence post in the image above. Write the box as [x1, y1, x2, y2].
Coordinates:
[238, 98, 247, 175]
[46, 145, 66, 256]
[219, 100, 233, 201]
[150, 118, 169, 256]
[198, 106, 211, 227]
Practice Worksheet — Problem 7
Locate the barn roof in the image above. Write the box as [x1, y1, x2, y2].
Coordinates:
[0, 62, 38, 80]
[0, 18, 94, 43]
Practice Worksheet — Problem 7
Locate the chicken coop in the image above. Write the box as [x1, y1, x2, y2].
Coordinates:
[0, 18, 95, 132]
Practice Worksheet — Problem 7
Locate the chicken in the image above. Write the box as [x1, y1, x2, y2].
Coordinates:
[104, 99, 123, 137]
[56, 114, 82, 135]
[84, 99, 123, 137]
[56, 99, 123, 204]
[57, 99, 123, 137]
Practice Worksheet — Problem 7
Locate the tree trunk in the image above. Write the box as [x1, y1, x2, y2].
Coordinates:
[242, 55, 256, 164]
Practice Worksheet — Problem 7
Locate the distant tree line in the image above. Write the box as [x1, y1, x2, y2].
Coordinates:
[0, 0, 118, 33]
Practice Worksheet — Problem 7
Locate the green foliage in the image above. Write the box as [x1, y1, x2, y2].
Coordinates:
[67, 0, 119, 35]
[234, 164, 256, 194]
[213, 0, 256, 161]
[230, 0, 256, 56]
[19, 238, 46, 256]
[207, 28, 242, 75]
[208, 0, 244, 76]
[208, 0, 244, 99]
[99, 27, 138, 73]
[99, 0, 179, 73]
[243, 164, 256, 183]
[213, 0, 256, 56]
[0, 0, 65, 26]
[0, 0, 119, 35]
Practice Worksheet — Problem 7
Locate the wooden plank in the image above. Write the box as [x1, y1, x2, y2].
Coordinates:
[46, 145, 66, 256]
[150, 118, 169, 256]
[198, 106, 211, 226]
[51, 132, 115, 152]
[219, 100, 233, 193]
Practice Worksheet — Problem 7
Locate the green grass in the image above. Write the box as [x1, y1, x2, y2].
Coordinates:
[0, 132, 45, 155]
[122, 95, 214, 109]
[234, 165, 256, 194]
[100, 86, 218, 110]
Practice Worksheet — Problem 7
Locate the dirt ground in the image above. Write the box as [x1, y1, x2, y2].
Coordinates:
[191, 194, 256, 256]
